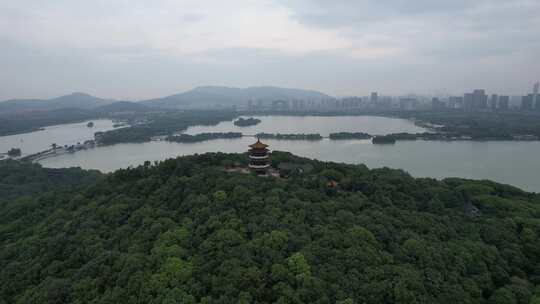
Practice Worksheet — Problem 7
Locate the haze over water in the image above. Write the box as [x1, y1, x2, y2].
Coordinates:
[26, 116, 540, 192]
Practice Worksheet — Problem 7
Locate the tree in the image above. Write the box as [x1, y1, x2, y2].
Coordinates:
[7, 148, 21, 157]
[287, 252, 311, 281]
[213, 190, 227, 202]
[489, 287, 517, 304]
[1, 153, 539, 303]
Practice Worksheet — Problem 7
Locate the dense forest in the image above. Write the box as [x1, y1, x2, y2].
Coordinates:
[167, 132, 243, 143]
[329, 132, 372, 140]
[1, 153, 540, 303]
[234, 117, 261, 127]
[0, 160, 101, 200]
[95, 111, 238, 145]
[397, 111, 540, 140]
[372, 135, 397, 144]
[256, 133, 323, 141]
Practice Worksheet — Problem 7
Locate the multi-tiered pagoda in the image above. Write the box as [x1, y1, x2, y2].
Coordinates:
[248, 138, 270, 174]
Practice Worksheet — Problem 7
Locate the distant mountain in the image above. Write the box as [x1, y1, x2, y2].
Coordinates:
[0, 92, 115, 113]
[140, 86, 333, 109]
[0, 86, 334, 112]
[93, 101, 151, 114]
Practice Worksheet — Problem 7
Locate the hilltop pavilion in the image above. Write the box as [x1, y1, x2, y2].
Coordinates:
[248, 139, 270, 174]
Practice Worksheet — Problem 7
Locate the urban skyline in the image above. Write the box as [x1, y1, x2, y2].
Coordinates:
[244, 81, 540, 112]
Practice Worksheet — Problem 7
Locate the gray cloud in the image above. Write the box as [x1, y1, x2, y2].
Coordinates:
[0, 0, 538, 100]
[280, 0, 540, 56]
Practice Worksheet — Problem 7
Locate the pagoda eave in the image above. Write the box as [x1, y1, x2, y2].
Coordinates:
[249, 164, 270, 169]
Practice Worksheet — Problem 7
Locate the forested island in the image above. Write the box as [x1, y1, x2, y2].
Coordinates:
[167, 132, 242, 143]
[329, 132, 372, 140]
[372, 135, 397, 144]
[1, 153, 539, 303]
[399, 111, 540, 140]
[242, 110, 540, 142]
[370, 132, 459, 142]
[256, 133, 323, 141]
[234, 117, 261, 127]
[92, 111, 540, 145]
[5, 108, 540, 147]
[7, 148, 22, 157]
[95, 111, 238, 145]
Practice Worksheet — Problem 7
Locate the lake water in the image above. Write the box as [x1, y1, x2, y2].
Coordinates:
[31, 115, 540, 192]
[185, 115, 428, 136]
[0, 119, 116, 155]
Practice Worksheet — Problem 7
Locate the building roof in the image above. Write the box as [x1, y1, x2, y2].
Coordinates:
[249, 139, 268, 149]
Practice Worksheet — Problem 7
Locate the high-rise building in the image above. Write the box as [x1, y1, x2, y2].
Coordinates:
[498, 96, 510, 110]
[399, 97, 417, 110]
[449, 96, 463, 109]
[370, 92, 378, 104]
[431, 97, 445, 109]
[272, 100, 289, 111]
[463, 90, 488, 110]
[473, 89, 488, 109]
[534, 82, 539, 110]
[464, 93, 474, 109]
[378, 96, 393, 109]
[522, 94, 534, 110]
[338, 97, 362, 109]
[489, 94, 498, 109]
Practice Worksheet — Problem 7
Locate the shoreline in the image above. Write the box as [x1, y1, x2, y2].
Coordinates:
[27, 132, 540, 164]
[6, 113, 540, 165]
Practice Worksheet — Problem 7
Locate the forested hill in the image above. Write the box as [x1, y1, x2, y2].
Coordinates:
[1, 154, 540, 303]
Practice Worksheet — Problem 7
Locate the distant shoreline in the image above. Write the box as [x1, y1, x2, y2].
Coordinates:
[0, 127, 44, 137]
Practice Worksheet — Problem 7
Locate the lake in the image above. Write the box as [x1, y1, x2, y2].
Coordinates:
[29, 115, 540, 192]
[185, 115, 428, 136]
[0, 119, 116, 155]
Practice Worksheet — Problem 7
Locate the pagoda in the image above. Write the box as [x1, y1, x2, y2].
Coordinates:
[248, 138, 270, 174]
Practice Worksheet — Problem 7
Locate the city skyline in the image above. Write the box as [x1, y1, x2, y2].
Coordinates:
[1, 81, 539, 102]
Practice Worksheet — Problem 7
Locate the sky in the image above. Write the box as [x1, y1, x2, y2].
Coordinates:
[1, 0, 539, 100]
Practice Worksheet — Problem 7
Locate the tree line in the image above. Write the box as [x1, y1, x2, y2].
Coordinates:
[0, 153, 539, 303]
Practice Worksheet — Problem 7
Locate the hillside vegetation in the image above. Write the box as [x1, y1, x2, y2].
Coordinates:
[1, 153, 539, 303]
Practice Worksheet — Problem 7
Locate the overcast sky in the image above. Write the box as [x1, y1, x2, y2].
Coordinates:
[1, 0, 539, 100]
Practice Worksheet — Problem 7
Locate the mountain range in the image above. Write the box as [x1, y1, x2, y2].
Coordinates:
[0, 86, 333, 113]
[139, 86, 332, 109]
[0, 92, 116, 113]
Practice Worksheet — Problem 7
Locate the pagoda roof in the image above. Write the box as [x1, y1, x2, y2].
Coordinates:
[249, 139, 268, 149]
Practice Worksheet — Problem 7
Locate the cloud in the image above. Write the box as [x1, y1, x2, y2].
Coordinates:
[0, 0, 350, 55]
[279, 0, 540, 60]
[0, 0, 538, 99]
